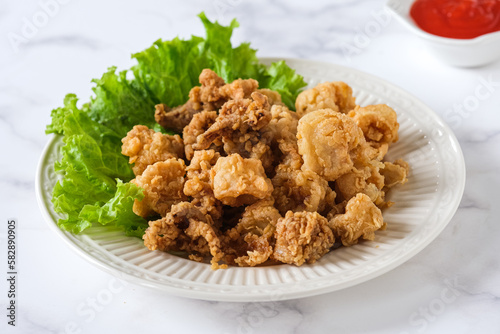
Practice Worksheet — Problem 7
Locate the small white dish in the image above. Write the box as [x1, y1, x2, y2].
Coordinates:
[36, 58, 466, 301]
[386, 0, 500, 67]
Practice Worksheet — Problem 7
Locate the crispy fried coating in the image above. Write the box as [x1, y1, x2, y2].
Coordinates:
[139, 71, 410, 269]
[219, 76, 259, 101]
[297, 109, 367, 181]
[196, 68, 226, 108]
[257, 88, 284, 106]
[267, 105, 302, 174]
[194, 91, 275, 170]
[142, 216, 180, 252]
[267, 106, 336, 215]
[381, 159, 409, 189]
[143, 202, 225, 269]
[195, 91, 272, 149]
[367, 142, 390, 161]
[275, 139, 302, 169]
[183, 215, 225, 269]
[272, 164, 336, 216]
[121, 125, 184, 176]
[183, 111, 220, 160]
[222, 131, 274, 173]
[191, 68, 258, 111]
[348, 104, 399, 144]
[267, 104, 300, 158]
[326, 201, 348, 219]
[336, 158, 409, 206]
[295, 81, 356, 117]
[131, 159, 187, 217]
[335, 160, 386, 205]
[197, 68, 258, 102]
[155, 69, 258, 132]
[329, 193, 385, 246]
[235, 199, 280, 239]
[223, 199, 281, 266]
[155, 102, 199, 134]
[184, 149, 223, 221]
[211, 154, 273, 207]
[272, 211, 334, 266]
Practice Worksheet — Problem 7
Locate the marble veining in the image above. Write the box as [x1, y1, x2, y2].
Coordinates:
[1, 0, 499, 333]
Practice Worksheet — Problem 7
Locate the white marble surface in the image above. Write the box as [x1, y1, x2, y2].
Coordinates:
[1, 0, 499, 333]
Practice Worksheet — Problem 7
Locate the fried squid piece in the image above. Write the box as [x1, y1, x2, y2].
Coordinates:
[218, 75, 259, 101]
[182, 111, 220, 160]
[348, 104, 399, 144]
[328, 193, 385, 246]
[195, 91, 274, 170]
[143, 202, 225, 269]
[367, 142, 390, 162]
[272, 211, 334, 266]
[335, 160, 386, 205]
[295, 81, 357, 118]
[121, 125, 184, 176]
[222, 132, 274, 172]
[268, 113, 336, 215]
[265, 103, 302, 172]
[257, 88, 284, 106]
[336, 158, 409, 207]
[194, 67, 226, 110]
[297, 109, 367, 181]
[272, 163, 336, 216]
[210, 154, 273, 207]
[348, 104, 399, 161]
[223, 199, 281, 266]
[183, 150, 223, 221]
[195, 91, 272, 148]
[381, 159, 409, 189]
[142, 216, 180, 252]
[155, 69, 258, 133]
[266, 104, 299, 160]
[131, 159, 187, 217]
[154, 102, 199, 135]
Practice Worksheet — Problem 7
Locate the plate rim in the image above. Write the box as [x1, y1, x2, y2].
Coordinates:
[36, 57, 466, 302]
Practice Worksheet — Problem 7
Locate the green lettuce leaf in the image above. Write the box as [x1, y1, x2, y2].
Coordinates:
[48, 95, 147, 235]
[260, 60, 307, 110]
[88, 67, 159, 137]
[46, 12, 306, 237]
[46, 94, 78, 135]
[79, 180, 146, 238]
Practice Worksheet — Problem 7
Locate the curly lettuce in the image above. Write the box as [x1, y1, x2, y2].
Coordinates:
[46, 13, 306, 236]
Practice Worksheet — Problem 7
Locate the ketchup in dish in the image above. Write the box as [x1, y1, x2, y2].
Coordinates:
[410, 0, 500, 39]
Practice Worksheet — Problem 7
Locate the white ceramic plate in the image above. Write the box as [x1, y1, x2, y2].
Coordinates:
[36, 58, 465, 302]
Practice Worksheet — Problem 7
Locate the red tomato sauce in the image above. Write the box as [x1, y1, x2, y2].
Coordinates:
[410, 0, 500, 39]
